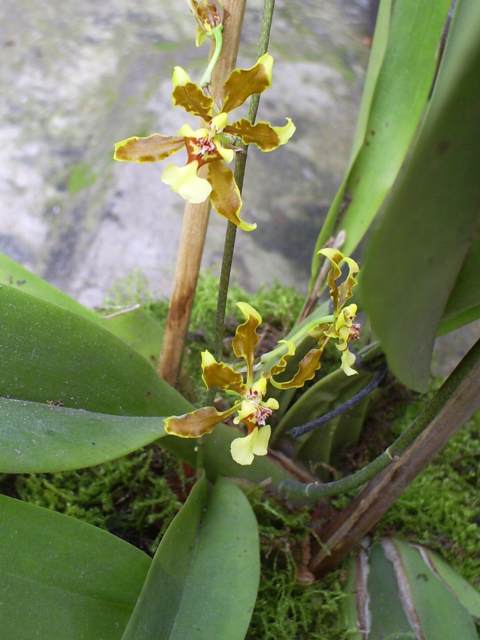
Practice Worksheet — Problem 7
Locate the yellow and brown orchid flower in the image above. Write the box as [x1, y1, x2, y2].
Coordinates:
[319, 248, 361, 376]
[113, 54, 295, 231]
[269, 248, 361, 387]
[165, 302, 279, 466]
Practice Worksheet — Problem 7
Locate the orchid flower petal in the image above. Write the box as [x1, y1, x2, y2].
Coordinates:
[211, 112, 228, 132]
[319, 248, 360, 312]
[251, 376, 267, 396]
[233, 399, 258, 424]
[206, 160, 256, 231]
[264, 397, 279, 411]
[270, 336, 330, 390]
[172, 66, 214, 120]
[230, 425, 271, 465]
[252, 424, 272, 456]
[225, 117, 295, 152]
[161, 161, 212, 204]
[165, 404, 239, 438]
[114, 135, 184, 163]
[232, 302, 262, 385]
[222, 53, 273, 114]
[267, 339, 297, 377]
[214, 139, 234, 163]
[201, 350, 244, 393]
[341, 349, 358, 376]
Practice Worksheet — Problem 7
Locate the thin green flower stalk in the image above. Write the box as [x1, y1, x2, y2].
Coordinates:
[199, 26, 224, 87]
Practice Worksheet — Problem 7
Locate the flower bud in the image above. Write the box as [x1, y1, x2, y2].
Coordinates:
[188, 0, 223, 45]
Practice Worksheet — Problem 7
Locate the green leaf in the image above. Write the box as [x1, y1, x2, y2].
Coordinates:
[367, 544, 415, 639]
[101, 305, 165, 363]
[440, 231, 480, 334]
[391, 540, 478, 639]
[0, 284, 189, 417]
[0, 251, 99, 323]
[0, 284, 291, 481]
[360, 0, 480, 390]
[310, 0, 450, 282]
[0, 398, 167, 473]
[122, 476, 259, 640]
[341, 557, 363, 640]
[0, 494, 150, 640]
[344, 540, 479, 639]
[0, 251, 164, 362]
[0, 396, 292, 484]
[422, 548, 480, 619]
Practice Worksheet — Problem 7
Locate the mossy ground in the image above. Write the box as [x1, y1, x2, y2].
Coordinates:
[1, 274, 478, 639]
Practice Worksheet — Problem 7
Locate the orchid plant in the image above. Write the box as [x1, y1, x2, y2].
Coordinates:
[3, 1, 480, 639]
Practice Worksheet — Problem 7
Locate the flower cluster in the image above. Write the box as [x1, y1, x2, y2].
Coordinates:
[114, 54, 295, 231]
[165, 249, 361, 465]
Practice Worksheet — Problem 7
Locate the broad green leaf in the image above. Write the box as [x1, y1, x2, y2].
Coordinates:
[101, 305, 165, 363]
[348, 0, 391, 162]
[0, 251, 164, 361]
[367, 544, 414, 639]
[0, 494, 150, 640]
[0, 398, 167, 473]
[423, 548, 480, 619]
[0, 251, 99, 322]
[360, 0, 480, 390]
[342, 557, 363, 640]
[439, 305, 480, 337]
[0, 396, 293, 483]
[344, 540, 479, 639]
[310, 0, 450, 284]
[391, 540, 478, 639]
[0, 284, 189, 417]
[122, 476, 260, 640]
[439, 231, 480, 334]
[311, 0, 391, 270]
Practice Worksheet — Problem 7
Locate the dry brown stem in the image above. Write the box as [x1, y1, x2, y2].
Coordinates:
[159, 0, 247, 385]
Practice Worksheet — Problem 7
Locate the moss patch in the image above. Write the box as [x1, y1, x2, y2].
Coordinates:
[377, 408, 480, 586]
[67, 162, 97, 194]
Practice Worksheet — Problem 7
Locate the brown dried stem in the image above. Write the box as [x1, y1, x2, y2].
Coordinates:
[158, 0, 247, 386]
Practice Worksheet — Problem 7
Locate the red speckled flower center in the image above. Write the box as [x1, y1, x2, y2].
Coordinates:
[198, 137, 217, 156]
[185, 135, 220, 166]
[246, 389, 273, 427]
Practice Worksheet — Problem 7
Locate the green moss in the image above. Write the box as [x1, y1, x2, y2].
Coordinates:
[377, 411, 480, 586]
[103, 268, 155, 308]
[67, 162, 97, 194]
[246, 488, 347, 639]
